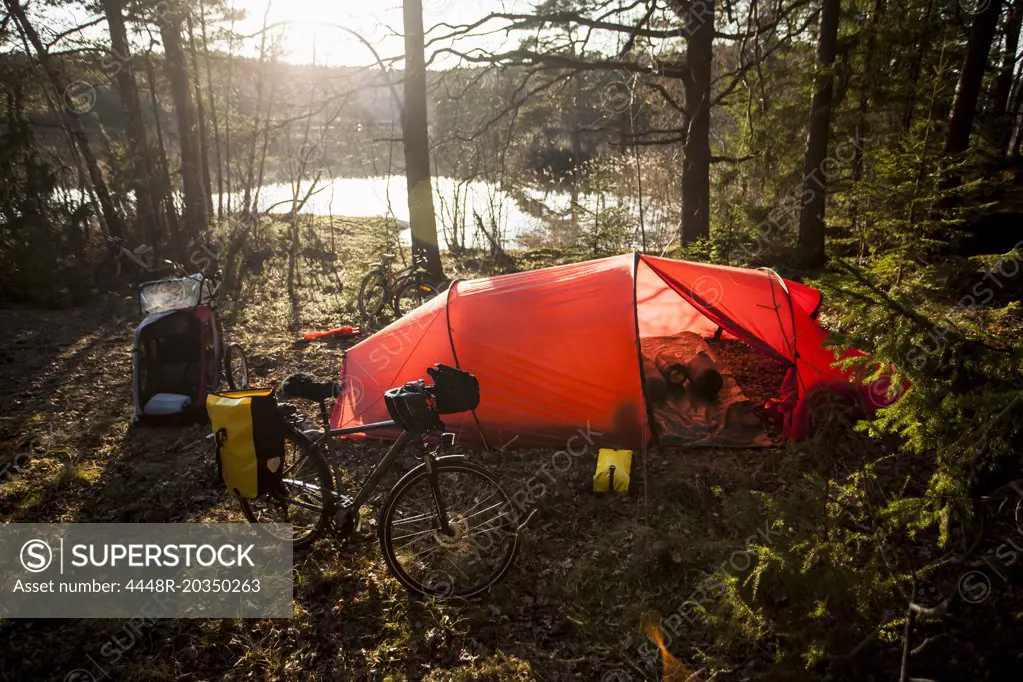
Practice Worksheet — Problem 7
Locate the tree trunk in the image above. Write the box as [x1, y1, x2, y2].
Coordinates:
[4, 0, 127, 244]
[187, 14, 214, 223]
[991, 0, 1023, 152]
[797, 0, 840, 268]
[680, 0, 714, 245]
[903, 0, 934, 131]
[7, 80, 47, 221]
[243, 1, 273, 215]
[401, 0, 444, 279]
[224, 8, 238, 215]
[570, 58, 582, 234]
[101, 0, 161, 246]
[851, 0, 884, 235]
[198, 0, 224, 221]
[1009, 68, 1023, 159]
[143, 49, 181, 240]
[252, 61, 277, 214]
[943, 0, 1003, 156]
[159, 13, 209, 241]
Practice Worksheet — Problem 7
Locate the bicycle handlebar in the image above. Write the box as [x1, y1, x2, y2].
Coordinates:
[281, 365, 477, 435]
[384, 365, 479, 433]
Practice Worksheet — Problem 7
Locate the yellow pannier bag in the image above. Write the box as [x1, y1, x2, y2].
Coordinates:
[206, 388, 287, 499]
[593, 448, 632, 493]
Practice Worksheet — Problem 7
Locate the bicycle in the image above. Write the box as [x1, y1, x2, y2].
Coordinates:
[358, 252, 448, 324]
[240, 365, 520, 598]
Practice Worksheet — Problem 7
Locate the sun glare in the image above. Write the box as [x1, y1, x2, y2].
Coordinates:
[233, 0, 511, 66]
[229, 0, 398, 65]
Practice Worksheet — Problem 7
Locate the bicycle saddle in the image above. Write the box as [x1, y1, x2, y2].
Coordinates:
[280, 373, 340, 402]
[368, 253, 396, 268]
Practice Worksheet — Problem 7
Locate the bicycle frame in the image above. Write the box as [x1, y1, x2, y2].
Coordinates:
[308, 420, 456, 534]
[389, 265, 432, 297]
[374, 254, 418, 285]
[361, 260, 427, 319]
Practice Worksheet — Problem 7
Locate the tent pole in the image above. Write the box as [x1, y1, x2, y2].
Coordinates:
[443, 280, 491, 451]
[759, 267, 806, 395]
[632, 251, 656, 525]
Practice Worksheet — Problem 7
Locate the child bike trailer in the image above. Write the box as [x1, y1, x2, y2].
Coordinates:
[131, 274, 248, 423]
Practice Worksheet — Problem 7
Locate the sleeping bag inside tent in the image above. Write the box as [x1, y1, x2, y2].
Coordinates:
[330, 253, 891, 449]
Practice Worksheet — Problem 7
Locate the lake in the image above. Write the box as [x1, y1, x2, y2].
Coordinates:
[227, 176, 672, 248]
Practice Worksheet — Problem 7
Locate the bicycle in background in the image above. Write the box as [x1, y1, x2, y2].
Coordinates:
[358, 252, 449, 325]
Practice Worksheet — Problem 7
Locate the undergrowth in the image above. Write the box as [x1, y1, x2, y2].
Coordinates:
[2, 215, 1022, 680]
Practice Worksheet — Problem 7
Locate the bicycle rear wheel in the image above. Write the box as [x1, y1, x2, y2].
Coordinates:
[239, 428, 333, 550]
[379, 457, 519, 598]
[392, 279, 439, 318]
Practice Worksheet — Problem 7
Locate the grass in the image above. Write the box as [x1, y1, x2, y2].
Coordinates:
[0, 216, 1020, 681]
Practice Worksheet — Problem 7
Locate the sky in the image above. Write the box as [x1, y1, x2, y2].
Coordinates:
[4, 0, 525, 67]
[230, 0, 524, 67]
[9, 0, 648, 72]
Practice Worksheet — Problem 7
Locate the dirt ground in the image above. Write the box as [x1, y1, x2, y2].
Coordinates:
[0, 282, 816, 681]
[1, 233, 1019, 681]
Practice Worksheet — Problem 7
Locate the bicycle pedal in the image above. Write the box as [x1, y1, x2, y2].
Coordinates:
[330, 499, 360, 542]
[331, 492, 360, 535]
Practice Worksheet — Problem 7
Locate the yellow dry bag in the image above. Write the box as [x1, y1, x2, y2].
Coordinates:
[206, 388, 287, 499]
[593, 448, 632, 493]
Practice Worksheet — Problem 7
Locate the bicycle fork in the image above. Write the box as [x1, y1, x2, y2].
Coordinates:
[420, 438, 455, 536]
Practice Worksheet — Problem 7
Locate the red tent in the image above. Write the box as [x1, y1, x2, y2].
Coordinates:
[330, 253, 876, 448]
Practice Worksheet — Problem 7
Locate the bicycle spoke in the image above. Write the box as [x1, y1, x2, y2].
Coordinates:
[460, 499, 507, 523]
[240, 431, 331, 549]
[280, 497, 326, 514]
[402, 542, 445, 562]
[390, 510, 437, 526]
[459, 490, 501, 518]
[392, 525, 443, 544]
[395, 533, 440, 554]
[462, 511, 515, 535]
[446, 556, 471, 582]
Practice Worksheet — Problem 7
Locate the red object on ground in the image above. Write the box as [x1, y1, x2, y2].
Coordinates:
[330, 254, 893, 447]
[303, 326, 360, 340]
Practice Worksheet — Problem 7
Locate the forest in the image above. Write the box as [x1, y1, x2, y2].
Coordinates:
[1, 0, 1022, 680]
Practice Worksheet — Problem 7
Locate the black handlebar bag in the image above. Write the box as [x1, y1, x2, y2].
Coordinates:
[427, 364, 480, 414]
[206, 388, 286, 498]
[384, 382, 444, 433]
[383, 365, 480, 433]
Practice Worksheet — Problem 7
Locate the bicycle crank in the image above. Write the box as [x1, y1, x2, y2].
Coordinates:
[330, 493, 360, 542]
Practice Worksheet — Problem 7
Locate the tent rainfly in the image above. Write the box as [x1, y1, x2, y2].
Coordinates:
[331, 253, 890, 449]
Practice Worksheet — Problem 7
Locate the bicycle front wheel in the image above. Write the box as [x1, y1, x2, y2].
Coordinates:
[239, 428, 333, 550]
[358, 270, 388, 322]
[379, 457, 519, 598]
